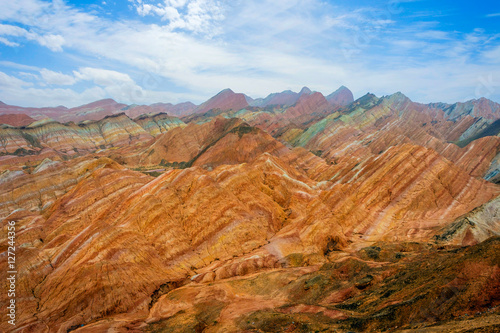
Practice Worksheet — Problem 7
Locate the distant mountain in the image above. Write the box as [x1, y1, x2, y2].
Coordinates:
[123, 102, 197, 118]
[59, 99, 128, 123]
[250, 86, 313, 107]
[429, 97, 500, 121]
[0, 99, 197, 123]
[326, 85, 354, 106]
[0, 102, 68, 120]
[0, 112, 187, 157]
[282, 91, 331, 119]
[194, 88, 249, 114]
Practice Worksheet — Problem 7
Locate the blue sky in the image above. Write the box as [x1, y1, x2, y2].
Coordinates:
[0, 0, 499, 107]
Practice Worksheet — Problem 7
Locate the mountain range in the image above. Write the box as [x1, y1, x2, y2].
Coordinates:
[1, 86, 500, 332]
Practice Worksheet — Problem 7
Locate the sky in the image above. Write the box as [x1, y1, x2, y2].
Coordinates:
[0, 0, 499, 107]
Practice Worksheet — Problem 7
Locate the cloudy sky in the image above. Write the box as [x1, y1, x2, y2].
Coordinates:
[0, 0, 499, 107]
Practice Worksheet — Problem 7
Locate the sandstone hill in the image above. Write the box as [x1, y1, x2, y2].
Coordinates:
[1, 88, 500, 332]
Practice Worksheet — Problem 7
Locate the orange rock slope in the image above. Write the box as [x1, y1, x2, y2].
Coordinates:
[1, 90, 500, 332]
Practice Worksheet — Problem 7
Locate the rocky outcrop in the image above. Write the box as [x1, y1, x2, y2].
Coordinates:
[435, 195, 500, 245]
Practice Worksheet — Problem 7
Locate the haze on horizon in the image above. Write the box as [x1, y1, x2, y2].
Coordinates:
[0, 0, 499, 108]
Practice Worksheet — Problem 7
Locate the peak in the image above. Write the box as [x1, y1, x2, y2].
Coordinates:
[354, 93, 379, 105]
[0, 101, 6, 106]
[217, 88, 235, 95]
[474, 97, 496, 104]
[392, 91, 407, 98]
[299, 87, 312, 95]
[94, 98, 118, 104]
[72, 98, 120, 109]
[385, 91, 411, 103]
[299, 91, 325, 101]
[332, 85, 350, 93]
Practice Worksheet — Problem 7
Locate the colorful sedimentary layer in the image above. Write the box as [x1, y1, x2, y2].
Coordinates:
[133, 113, 186, 136]
[0, 113, 152, 155]
[1, 88, 500, 332]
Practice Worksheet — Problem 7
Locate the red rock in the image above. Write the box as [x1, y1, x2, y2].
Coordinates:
[326, 86, 354, 106]
[1, 88, 500, 333]
[0, 113, 35, 126]
[194, 89, 249, 114]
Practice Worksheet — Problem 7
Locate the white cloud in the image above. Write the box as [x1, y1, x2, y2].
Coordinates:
[0, 61, 40, 71]
[414, 30, 451, 40]
[40, 69, 76, 85]
[483, 46, 500, 63]
[36, 34, 65, 52]
[486, 13, 500, 18]
[72, 67, 167, 106]
[0, 71, 32, 89]
[0, 0, 50, 24]
[0, 23, 64, 51]
[0, 37, 19, 47]
[74, 67, 135, 86]
[0, 23, 31, 36]
[19, 72, 40, 81]
[129, 0, 224, 35]
[0, 0, 499, 107]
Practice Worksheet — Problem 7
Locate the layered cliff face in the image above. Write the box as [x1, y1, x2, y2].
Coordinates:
[133, 112, 186, 136]
[0, 157, 123, 217]
[138, 117, 245, 165]
[1, 136, 499, 332]
[0, 99, 196, 122]
[1, 90, 500, 332]
[285, 92, 500, 181]
[0, 113, 153, 156]
[0, 113, 184, 162]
